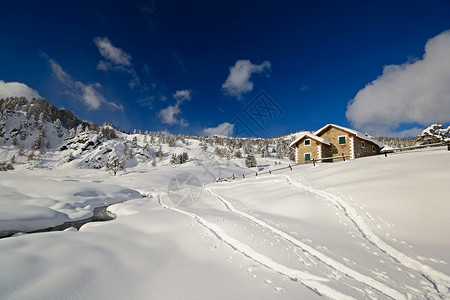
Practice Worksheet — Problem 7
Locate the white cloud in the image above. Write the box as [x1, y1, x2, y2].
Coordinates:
[48, 58, 122, 111]
[203, 122, 234, 137]
[158, 104, 181, 125]
[97, 60, 112, 71]
[93, 37, 132, 66]
[346, 30, 450, 137]
[0, 80, 41, 99]
[158, 103, 188, 127]
[80, 84, 104, 110]
[94, 37, 142, 90]
[173, 89, 191, 102]
[49, 59, 71, 83]
[222, 60, 271, 99]
[158, 89, 191, 126]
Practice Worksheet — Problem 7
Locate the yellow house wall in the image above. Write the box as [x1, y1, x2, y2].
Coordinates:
[353, 138, 381, 158]
[319, 127, 352, 162]
[295, 138, 320, 163]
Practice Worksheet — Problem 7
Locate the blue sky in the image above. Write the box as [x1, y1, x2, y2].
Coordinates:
[1, 0, 449, 137]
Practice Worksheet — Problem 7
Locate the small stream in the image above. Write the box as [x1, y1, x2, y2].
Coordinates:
[0, 205, 117, 239]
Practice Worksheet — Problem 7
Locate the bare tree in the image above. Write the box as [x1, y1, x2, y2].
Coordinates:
[107, 156, 125, 176]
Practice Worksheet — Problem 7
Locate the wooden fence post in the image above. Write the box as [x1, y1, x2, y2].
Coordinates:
[256, 172, 258, 177]
[312, 158, 315, 166]
[342, 153, 345, 161]
[447, 142, 450, 151]
[269, 170, 272, 175]
[289, 164, 292, 171]
[384, 152, 387, 157]
[242, 174, 245, 179]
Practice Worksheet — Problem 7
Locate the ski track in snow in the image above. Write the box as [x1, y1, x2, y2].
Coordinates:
[206, 187, 407, 300]
[157, 196, 356, 300]
[281, 174, 450, 298]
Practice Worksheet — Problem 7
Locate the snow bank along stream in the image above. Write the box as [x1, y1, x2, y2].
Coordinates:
[0, 204, 117, 239]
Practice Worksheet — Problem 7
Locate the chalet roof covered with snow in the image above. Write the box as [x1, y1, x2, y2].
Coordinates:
[314, 124, 384, 148]
[289, 133, 331, 148]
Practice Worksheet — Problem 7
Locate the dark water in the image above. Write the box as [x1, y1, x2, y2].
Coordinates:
[0, 205, 117, 239]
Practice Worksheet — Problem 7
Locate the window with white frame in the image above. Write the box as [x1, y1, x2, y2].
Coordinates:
[304, 153, 311, 161]
[372, 145, 375, 152]
[361, 141, 365, 148]
[338, 135, 346, 145]
[304, 139, 311, 146]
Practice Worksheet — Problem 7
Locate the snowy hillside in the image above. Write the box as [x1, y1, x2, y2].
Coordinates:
[1, 97, 449, 299]
[1, 140, 449, 299]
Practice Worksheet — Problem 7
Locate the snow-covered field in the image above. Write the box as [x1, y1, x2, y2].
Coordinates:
[0, 146, 449, 299]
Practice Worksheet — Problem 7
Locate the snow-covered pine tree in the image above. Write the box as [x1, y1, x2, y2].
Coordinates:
[225, 148, 232, 160]
[167, 136, 176, 147]
[214, 147, 224, 158]
[261, 144, 270, 158]
[179, 152, 189, 164]
[276, 144, 285, 159]
[27, 151, 35, 161]
[170, 153, 177, 164]
[17, 145, 25, 156]
[32, 132, 44, 150]
[69, 128, 76, 139]
[243, 143, 252, 155]
[288, 147, 296, 161]
[245, 154, 257, 168]
[54, 118, 63, 138]
[76, 124, 84, 135]
[0, 161, 14, 171]
[157, 146, 163, 160]
[123, 143, 129, 156]
[12, 135, 18, 146]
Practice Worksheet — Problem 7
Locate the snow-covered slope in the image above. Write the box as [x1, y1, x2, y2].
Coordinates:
[1, 97, 448, 299]
[0, 146, 448, 299]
